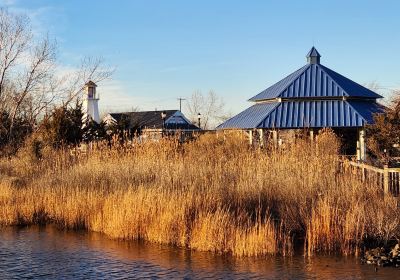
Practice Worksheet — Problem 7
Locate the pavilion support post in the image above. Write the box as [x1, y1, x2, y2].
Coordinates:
[310, 129, 314, 142]
[258, 129, 264, 148]
[272, 130, 278, 147]
[359, 128, 366, 162]
[248, 130, 253, 146]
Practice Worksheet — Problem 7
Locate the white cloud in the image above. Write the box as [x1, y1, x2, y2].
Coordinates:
[1, 1, 65, 39]
[98, 80, 181, 114]
[0, 0, 17, 6]
[52, 64, 135, 112]
[98, 79, 139, 114]
[0, 1, 141, 114]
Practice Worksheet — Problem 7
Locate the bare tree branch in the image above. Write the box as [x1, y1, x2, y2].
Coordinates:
[0, 9, 30, 100]
[185, 90, 227, 129]
[57, 56, 114, 108]
[0, 9, 114, 146]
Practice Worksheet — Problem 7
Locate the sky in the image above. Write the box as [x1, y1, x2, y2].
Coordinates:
[1, 0, 400, 116]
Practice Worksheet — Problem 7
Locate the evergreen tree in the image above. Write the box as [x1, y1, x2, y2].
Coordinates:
[82, 119, 107, 143]
[0, 111, 32, 154]
[40, 103, 84, 148]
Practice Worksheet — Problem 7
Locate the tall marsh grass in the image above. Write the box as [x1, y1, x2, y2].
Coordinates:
[0, 131, 398, 257]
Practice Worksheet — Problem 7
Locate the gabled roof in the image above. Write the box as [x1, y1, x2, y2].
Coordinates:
[109, 110, 177, 125]
[249, 64, 382, 102]
[217, 100, 384, 129]
[109, 110, 199, 130]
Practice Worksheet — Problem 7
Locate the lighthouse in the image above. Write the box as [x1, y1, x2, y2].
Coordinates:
[82, 80, 100, 124]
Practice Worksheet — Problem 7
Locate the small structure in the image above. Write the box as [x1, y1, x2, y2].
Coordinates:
[82, 81, 100, 124]
[217, 47, 384, 161]
[103, 110, 200, 140]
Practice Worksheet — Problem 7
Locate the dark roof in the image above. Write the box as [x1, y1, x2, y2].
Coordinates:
[109, 110, 199, 130]
[217, 100, 384, 129]
[249, 64, 382, 102]
[85, 80, 97, 87]
[306, 46, 321, 58]
[109, 110, 177, 126]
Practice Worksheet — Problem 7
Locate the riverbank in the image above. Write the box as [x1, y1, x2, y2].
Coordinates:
[0, 131, 399, 257]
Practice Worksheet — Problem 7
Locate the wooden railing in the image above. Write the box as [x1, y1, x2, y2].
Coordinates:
[339, 159, 400, 196]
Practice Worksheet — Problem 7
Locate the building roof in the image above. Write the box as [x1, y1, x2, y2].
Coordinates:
[218, 47, 384, 130]
[218, 100, 384, 129]
[109, 110, 176, 126]
[85, 80, 97, 87]
[109, 110, 200, 130]
[217, 103, 279, 129]
[249, 63, 382, 102]
[306, 46, 321, 58]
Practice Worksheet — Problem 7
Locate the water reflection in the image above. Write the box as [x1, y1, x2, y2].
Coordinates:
[0, 226, 397, 279]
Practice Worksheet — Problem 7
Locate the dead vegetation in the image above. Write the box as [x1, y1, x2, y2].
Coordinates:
[0, 130, 398, 257]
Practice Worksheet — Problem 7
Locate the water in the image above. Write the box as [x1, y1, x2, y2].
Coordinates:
[0, 226, 397, 279]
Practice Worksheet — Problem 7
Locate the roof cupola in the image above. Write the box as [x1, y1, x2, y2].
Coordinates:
[306, 47, 321, 64]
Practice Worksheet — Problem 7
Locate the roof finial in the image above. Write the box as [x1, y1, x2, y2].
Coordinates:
[306, 47, 321, 64]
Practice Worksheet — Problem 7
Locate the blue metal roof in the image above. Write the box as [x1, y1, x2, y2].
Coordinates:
[346, 100, 385, 123]
[249, 64, 382, 101]
[218, 48, 384, 130]
[261, 100, 383, 129]
[248, 65, 309, 101]
[319, 65, 382, 99]
[217, 100, 384, 129]
[217, 102, 278, 129]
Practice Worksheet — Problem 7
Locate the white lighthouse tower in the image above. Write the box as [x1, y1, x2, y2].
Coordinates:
[82, 80, 100, 124]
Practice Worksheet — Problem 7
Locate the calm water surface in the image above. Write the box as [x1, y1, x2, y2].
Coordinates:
[0, 226, 398, 279]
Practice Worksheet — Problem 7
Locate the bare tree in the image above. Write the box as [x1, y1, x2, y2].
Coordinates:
[185, 90, 227, 129]
[0, 9, 57, 141]
[0, 9, 113, 149]
[57, 57, 114, 107]
[9, 37, 57, 138]
[364, 81, 381, 92]
[366, 88, 400, 161]
[0, 10, 31, 109]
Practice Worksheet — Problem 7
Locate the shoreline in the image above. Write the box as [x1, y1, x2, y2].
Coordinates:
[3, 225, 399, 279]
[1, 224, 399, 262]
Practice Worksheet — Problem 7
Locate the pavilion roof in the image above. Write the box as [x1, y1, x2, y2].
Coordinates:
[218, 47, 384, 130]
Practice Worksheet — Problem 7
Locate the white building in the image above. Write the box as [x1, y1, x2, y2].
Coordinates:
[82, 81, 100, 124]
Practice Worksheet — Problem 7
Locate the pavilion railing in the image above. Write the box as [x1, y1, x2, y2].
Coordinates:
[339, 159, 400, 197]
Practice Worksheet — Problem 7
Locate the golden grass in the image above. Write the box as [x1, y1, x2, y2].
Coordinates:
[0, 130, 398, 257]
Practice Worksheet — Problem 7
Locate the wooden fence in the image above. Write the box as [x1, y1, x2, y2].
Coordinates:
[339, 160, 400, 196]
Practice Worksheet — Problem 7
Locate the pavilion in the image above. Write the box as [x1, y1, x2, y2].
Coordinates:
[217, 47, 384, 161]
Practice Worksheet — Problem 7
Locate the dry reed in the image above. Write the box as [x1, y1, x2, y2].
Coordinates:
[0, 130, 398, 257]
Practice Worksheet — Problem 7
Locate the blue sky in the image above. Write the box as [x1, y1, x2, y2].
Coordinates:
[2, 0, 400, 114]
